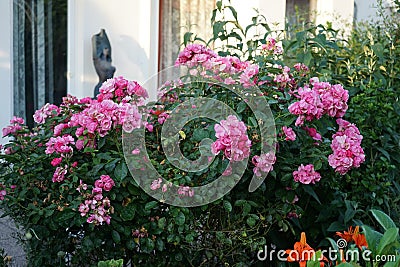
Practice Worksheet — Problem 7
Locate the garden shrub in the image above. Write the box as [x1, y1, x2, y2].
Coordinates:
[0, 1, 399, 266]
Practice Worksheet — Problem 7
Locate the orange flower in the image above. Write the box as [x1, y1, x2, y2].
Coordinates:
[286, 232, 315, 267]
[352, 226, 368, 249]
[336, 226, 368, 250]
[336, 226, 356, 242]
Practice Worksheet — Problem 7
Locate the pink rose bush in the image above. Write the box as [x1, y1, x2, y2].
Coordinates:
[0, 34, 366, 264]
[2, 76, 148, 227]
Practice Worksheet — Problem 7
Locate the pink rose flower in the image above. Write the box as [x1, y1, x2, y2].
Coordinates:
[282, 126, 296, 141]
[293, 164, 321, 184]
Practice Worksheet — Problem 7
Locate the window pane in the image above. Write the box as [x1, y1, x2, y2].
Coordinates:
[13, 0, 67, 127]
[159, 0, 215, 70]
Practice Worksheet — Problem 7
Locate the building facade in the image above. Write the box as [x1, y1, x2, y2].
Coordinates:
[0, 0, 395, 145]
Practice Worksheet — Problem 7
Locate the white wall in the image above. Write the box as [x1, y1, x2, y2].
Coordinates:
[354, 0, 396, 22]
[230, 0, 286, 32]
[0, 0, 13, 146]
[67, 0, 159, 100]
[314, 0, 354, 37]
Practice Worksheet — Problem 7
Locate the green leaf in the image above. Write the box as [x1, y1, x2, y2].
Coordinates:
[303, 51, 313, 66]
[156, 238, 165, 251]
[55, 209, 76, 222]
[183, 32, 193, 45]
[112, 230, 121, 244]
[303, 185, 321, 204]
[370, 209, 397, 231]
[120, 203, 136, 221]
[246, 216, 256, 227]
[145, 201, 158, 210]
[336, 263, 355, 267]
[158, 217, 166, 229]
[175, 212, 185, 226]
[236, 101, 247, 113]
[327, 221, 345, 232]
[243, 203, 251, 216]
[216, 0, 222, 11]
[306, 250, 323, 267]
[114, 161, 128, 181]
[376, 147, 391, 160]
[97, 152, 112, 160]
[362, 225, 383, 255]
[125, 239, 136, 250]
[377, 227, 399, 255]
[227, 5, 238, 21]
[344, 207, 356, 224]
[90, 163, 105, 176]
[223, 200, 232, 212]
[383, 256, 400, 267]
[82, 237, 94, 252]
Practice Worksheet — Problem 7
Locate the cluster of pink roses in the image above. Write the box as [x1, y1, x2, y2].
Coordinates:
[177, 185, 195, 197]
[78, 175, 115, 225]
[252, 152, 276, 177]
[175, 44, 259, 88]
[150, 178, 164, 191]
[293, 63, 310, 75]
[0, 184, 16, 201]
[33, 103, 60, 124]
[69, 99, 142, 141]
[328, 119, 365, 175]
[2, 116, 25, 137]
[38, 77, 148, 184]
[211, 115, 252, 162]
[293, 164, 321, 184]
[45, 134, 75, 155]
[0, 184, 6, 200]
[150, 178, 194, 197]
[175, 43, 217, 67]
[97, 76, 148, 103]
[261, 37, 283, 55]
[288, 77, 349, 126]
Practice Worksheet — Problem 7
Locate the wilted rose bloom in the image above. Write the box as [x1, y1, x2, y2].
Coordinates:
[52, 165, 68, 183]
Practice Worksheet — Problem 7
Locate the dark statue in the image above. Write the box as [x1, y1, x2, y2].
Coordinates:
[92, 29, 116, 97]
